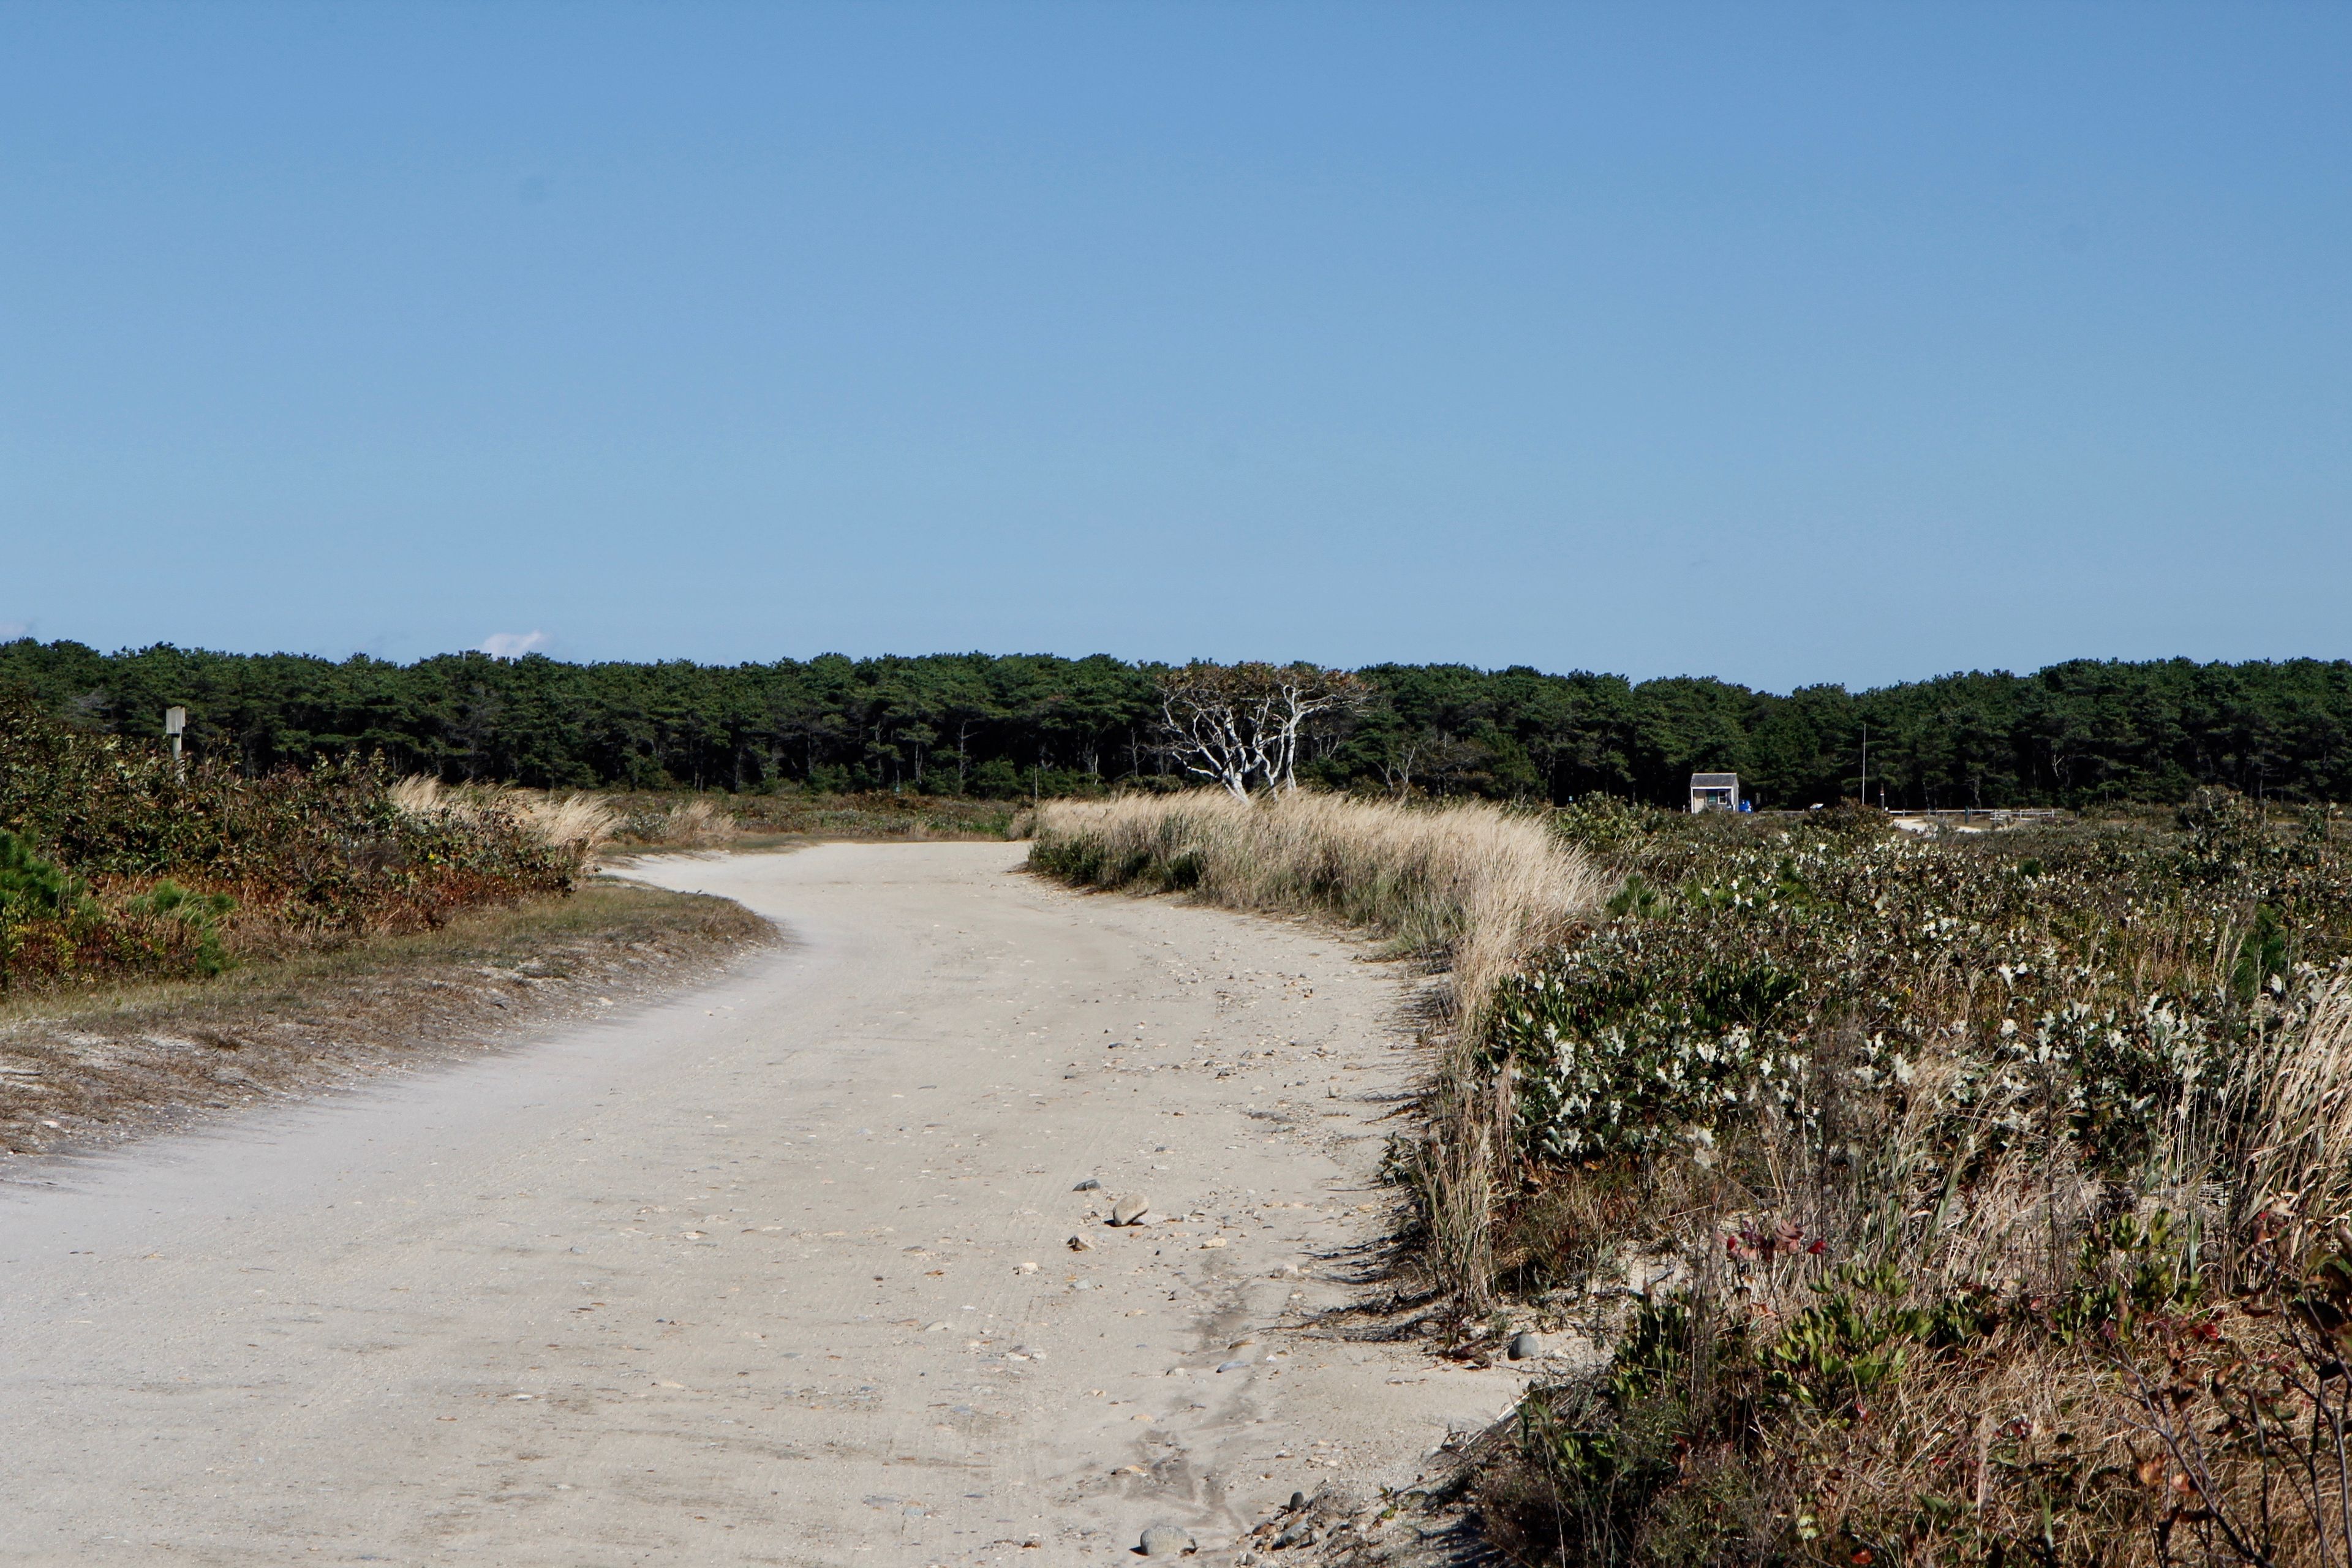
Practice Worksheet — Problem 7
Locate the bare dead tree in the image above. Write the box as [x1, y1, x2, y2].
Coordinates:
[1377, 726, 1478, 798]
[1376, 730, 1430, 797]
[1155, 662, 1368, 799]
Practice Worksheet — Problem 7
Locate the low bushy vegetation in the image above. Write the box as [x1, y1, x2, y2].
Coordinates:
[0, 699, 586, 992]
[1479, 794, 2352, 1566]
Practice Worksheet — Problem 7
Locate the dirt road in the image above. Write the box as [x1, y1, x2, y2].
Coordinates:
[1, 844, 1530, 1565]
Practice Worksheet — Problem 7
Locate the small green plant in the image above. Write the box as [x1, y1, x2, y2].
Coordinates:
[1761, 1267, 1915, 1419]
[2231, 901, 2290, 1000]
[124, 878, 237, 974]
[1604, 872, 1663, 919]
[0, 827, 73, 989]
[0, 827, 70, 914]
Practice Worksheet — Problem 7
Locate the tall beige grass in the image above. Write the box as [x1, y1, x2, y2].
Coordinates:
[1030, 790, 1610, 1029]
[653, 798, 741, 849]
[2239, 964, 2352, 1248]
[387, 775, 451, 819]
[516, 793, 621, 863]
[391, 777, 618, 869]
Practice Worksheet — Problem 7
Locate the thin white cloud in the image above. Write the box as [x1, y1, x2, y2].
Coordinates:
[0, 621, 28, 640]
[480, 630, 549, 660]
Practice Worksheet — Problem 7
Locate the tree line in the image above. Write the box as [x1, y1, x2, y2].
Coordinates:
[3, 638, 2348, 809]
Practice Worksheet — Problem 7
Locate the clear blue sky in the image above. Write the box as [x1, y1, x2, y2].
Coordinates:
[4, 3, 2346, 691]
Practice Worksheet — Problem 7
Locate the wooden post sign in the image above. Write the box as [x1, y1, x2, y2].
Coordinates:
[164, 706, 186, 777]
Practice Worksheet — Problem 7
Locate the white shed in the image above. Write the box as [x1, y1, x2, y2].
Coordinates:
[1689, 772, 1740, 813]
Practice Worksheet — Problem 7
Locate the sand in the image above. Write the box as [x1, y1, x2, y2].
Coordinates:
[0, 843, 1534, 1564]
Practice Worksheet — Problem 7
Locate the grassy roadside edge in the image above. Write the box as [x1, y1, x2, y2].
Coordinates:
[0, 878, 774, 1164]
[1025, 791, 1609, 1301]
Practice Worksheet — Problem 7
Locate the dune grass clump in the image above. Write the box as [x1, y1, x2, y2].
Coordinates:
[1030, 790, 1609, 1027]
[391, 776, 620, 865]
[647, 797, 741, 849]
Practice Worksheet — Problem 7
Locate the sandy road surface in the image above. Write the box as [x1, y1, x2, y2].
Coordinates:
[1, 845, 1531, 1565]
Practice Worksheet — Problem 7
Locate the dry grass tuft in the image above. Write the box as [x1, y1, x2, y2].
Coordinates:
[514, 793, 622, 862]
[2237, 966, 2352, 1249]
[386, 774, 447, 818]
[652, 798, 741, 848]
[391, 777, 618, 867]
[1030, 790, 1608, 1030]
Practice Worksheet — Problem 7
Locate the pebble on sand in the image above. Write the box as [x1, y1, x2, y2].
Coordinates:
[1110, 1194, 1150, 1226]
[1508, 1330, 1543, 1360]
[1139, 1522, 1196, 1556]
[1016, 1261, 1039, 1273]
[1073, 1177, 1102, 1191]
[1067, 1234, 1094, 1251]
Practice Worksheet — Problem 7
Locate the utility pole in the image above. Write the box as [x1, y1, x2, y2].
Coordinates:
[164, 706, 187, 780]
[1858, 720, 1868, 807]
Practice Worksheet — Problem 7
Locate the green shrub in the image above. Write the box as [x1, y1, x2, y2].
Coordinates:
[1494, 804, 2352, 1179]
[0, 827, 70, 917]
[119, 878, 237, 974]
[0, 698, 575, 992]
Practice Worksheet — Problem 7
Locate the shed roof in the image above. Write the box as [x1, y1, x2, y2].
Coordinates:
[1689, 772, 1739, 788]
